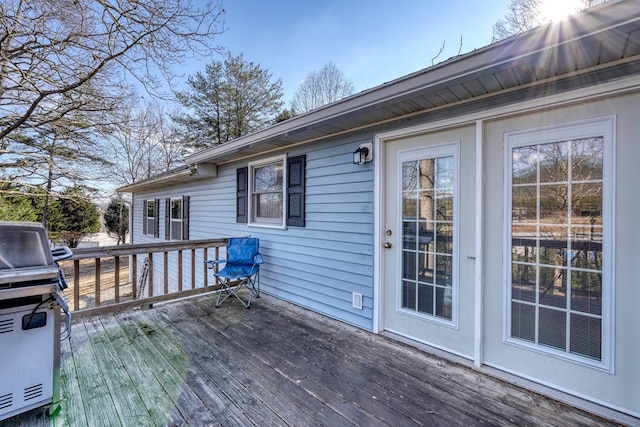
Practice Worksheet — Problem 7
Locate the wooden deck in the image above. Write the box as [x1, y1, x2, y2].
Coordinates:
[5, 293, 622, 427]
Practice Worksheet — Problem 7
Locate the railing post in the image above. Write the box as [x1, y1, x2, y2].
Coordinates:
[203, 248, 208, 287]
[178, 250, 183, 292]
[191, 249, 196, 289]
[163, 251, 169, 295]
[132, 254, 138, 299]
[73, 260, 80, 311]
[114, 256, 120, 303]
[148, 252, 154, 297]
[95, 258, 101, 307]
[215, 246, 220, 286]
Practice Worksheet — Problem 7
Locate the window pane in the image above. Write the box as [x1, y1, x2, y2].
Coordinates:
[570, 314, 601, 360]
[254, 164, 283, 191]
[402, 161, 418, 191]
[539, 307, 566, 350]
[418, 222, 434, 252]
[539, 141, 568, 183]
[147, 200, 155, 217]
[512, 146, 538, 185]
[570, 240, 602, 271]
[417, 190, 435, 221]
[511, 302, 535, 342]
[512, 264, 536, 303]
[512, 185, 537, 223]
[434, 255, 453, 287]
[402, 251, 417, 282]
[435, 192, 453, 221]
[435, 156, 454, 190]
[170, 221, 182, 240]
[512, 238, 537, 263]
[171, 199, 182, 219]
[435, 223, 453, 254]
[417, 254, 434, 285]
[417, 283, 434, 315]
[402, 190, 417, 218]
[539, 224, 567, 265]
[402, 281, 416, 310]
[435, 286, 452, 320]
[539, 266, 566, 309]
[417, 159, 436, 191]
[255, 193, 283, 219]
[571, 137, 603, 182]
[571, 183, 602, 224]
[540, 184, 568, 223]
[571, 271, 602, 315]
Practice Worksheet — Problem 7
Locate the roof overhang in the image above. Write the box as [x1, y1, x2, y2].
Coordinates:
[116, 163, 217, 193]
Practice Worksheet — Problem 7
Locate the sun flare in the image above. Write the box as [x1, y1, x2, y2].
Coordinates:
[538, 0, 583, 22]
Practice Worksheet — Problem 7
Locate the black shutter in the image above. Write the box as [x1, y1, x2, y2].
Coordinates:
[143, 200, 148, 235]
[154, 198, 160, 238]
[164, 198, 170, 240]
[182, 196, 190, 240]
[287, 155, 306, 227]
[237, 167, 248, 223]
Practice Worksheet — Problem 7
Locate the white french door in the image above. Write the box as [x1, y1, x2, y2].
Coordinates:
[381, 127, 476, 355]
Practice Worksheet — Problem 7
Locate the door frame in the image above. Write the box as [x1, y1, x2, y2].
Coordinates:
[373, 119, 485, 366]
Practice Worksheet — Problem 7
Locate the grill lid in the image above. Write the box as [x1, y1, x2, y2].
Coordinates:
[0, 222, 54, 269]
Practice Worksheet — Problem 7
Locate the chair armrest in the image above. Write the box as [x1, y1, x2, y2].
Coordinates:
[254, 253, 264, 265]
[204, 259, 226, 268]
[204, 259, 226, 264]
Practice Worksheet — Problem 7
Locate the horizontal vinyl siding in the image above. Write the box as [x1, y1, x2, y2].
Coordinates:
[130, 135, 375, 330]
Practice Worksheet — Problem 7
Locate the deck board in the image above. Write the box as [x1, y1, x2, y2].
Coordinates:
[3, 293, 624, 427]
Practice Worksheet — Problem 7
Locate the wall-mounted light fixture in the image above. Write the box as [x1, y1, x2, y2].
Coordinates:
[353, 142, 373, 165]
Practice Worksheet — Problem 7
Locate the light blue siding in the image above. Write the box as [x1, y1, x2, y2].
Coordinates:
[132, 134, 376, 330]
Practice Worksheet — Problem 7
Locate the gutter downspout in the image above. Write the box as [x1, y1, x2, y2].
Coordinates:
[474, 120, 484, 368]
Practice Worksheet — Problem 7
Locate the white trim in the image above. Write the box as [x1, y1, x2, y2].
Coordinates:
[372, 136, 384, 334]
[473, 120, 484, 367]
[247, 154, 287, 229]
[502, 116, 615, 372]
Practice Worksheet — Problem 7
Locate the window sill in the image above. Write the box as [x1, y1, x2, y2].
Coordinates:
[248, 222, 287, 230]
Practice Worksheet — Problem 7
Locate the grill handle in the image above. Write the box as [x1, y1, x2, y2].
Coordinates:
[54, 291, 71, 340]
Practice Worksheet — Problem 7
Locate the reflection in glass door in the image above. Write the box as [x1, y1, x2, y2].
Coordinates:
[401, 155, 455, 321]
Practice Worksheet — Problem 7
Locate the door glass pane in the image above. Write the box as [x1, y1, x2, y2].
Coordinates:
[401, 155, 454, 321]
[571, 137, 603, 181]
[509, 133, 605, 362]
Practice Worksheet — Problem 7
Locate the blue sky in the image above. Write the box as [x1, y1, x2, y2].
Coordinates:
[183, 0, 512, 105]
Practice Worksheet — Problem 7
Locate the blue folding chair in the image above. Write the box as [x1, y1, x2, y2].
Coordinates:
[205, 238, 263, 308]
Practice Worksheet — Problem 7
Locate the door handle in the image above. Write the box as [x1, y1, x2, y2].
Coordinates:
[384, 242, 392, 249]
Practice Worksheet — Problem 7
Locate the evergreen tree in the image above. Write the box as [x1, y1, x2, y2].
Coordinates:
[174, 53, 284, 149]
[104, 198, 129, 245]
[48, 187, 101, 248]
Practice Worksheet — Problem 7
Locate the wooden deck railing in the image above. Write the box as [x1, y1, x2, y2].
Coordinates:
[59, 239, 228, 318]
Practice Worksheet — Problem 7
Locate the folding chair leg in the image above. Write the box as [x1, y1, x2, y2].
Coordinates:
[215, 279, 233, 308]
[215, 278, 253, 308]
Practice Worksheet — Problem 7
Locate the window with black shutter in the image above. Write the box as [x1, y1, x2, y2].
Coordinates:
[237, 167, 248, 223]
[166, 196, 190, 240]
[237, 155, 306, 228]
[287, 155, 306, 227]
